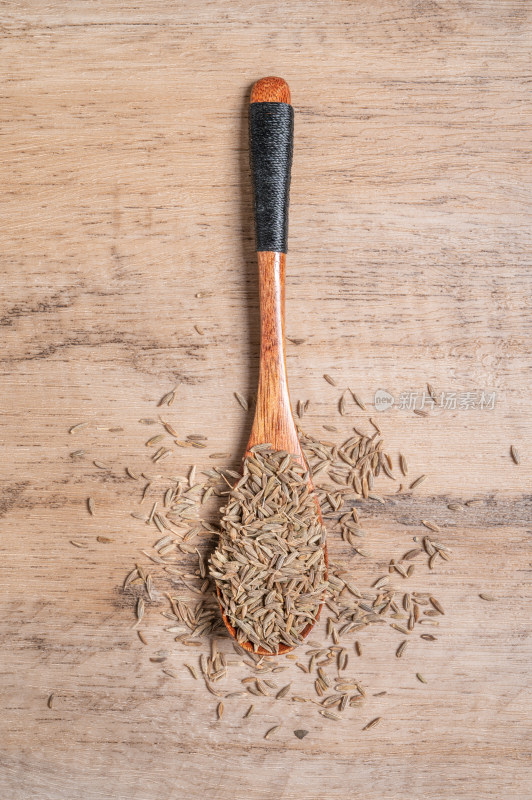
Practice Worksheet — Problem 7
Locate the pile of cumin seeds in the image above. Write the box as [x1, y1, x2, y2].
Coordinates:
[299, 425, 390, 509]
[209, 446, 327, 654]
[71, 386, 453, 734]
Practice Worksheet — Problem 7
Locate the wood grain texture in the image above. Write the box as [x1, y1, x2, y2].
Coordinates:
[1, 1, 531, 799]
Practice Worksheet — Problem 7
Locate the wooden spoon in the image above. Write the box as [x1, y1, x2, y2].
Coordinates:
[217, 77, 328, 654]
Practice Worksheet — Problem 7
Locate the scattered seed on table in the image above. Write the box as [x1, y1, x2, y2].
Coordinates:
[97, 536, 112, 544]
[69, 422, 88, 434]
[70, 540, 87, 548]
[265, 725, 280, 739]
[403, 548, 422, 561]
[160, 420, 179, 438]
[136, 598, 145, 622]
[510, 446, 520, 465]
[429, 597, 445, 614]
[194, 325, 205, 335]
[409, 475, 427, 489]
[158, 387, 178, 407]
[369, 417, 381, 434]
[319, 710, 341, 721]
[363, 717, 381, 730]
[217, 702, 224, 720]
[123, 568, 138, 589]
[339, 391, 348, 416]
[234, 392, 248, 411]
[350, 390, 366, 410]
[47, 693, 55, 709]
[146, 435, 164, 447]
[416, 673, 427, 684]
[391, 624, 410, 635]
[447, 503, 461, 511]
[355, 641, 362, 657]
[479, 593, 496, 601]
[276, 684, 291, 699]
[244, 705, 254, 718]
[87, 498, 95, 515]
[185, 663, 198, 679]
[396, 641, 408, 658]
[137, 631, 148, 645]
[163, 668, 178, 678]
[323, 374, 337, 386]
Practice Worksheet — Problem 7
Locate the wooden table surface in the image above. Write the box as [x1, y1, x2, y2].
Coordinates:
[1, 2, 530, 798]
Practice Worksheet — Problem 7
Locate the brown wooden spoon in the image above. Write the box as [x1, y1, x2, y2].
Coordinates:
[217, 77, 328, 654]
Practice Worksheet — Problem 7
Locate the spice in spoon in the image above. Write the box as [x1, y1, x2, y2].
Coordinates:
[209, 445, 327, 654]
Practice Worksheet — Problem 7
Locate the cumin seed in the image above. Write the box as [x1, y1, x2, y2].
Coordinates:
[234, 392, 249, 411]
[363, 717, 381, 730]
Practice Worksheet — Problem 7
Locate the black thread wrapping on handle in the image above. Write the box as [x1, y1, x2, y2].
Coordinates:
[249, 102, 294, 253]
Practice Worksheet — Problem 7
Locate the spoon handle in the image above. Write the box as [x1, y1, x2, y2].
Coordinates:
[248, 77, 299, 455]
[249, 77, 293, 254]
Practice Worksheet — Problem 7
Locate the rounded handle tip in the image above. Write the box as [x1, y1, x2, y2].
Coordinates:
[250, 76, 291, 104]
